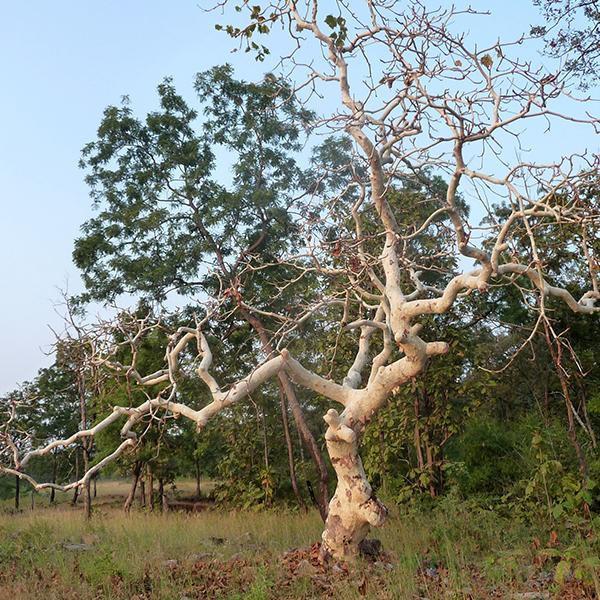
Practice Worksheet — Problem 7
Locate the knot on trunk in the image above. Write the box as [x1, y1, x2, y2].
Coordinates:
[324, 409, 356, 444]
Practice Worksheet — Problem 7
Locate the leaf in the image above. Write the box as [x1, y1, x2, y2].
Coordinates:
[480, 54, 493, 69]
[325, 14, 337, 28]
[555, 559, 571, 584]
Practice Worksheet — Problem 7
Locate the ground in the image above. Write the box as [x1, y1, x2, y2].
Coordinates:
[0, 480, 598, 599]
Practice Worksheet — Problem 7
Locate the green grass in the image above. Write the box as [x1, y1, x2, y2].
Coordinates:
[0, 482, 599, 599]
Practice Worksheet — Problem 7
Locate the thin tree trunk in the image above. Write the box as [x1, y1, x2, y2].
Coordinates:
[147, 465, 154, 511]
[413, 395, 425, 471]
[124, 462, 142, 513]
[77, 371, 92, 520]
[50, 455, 58, 504]
[71, 452, 80, 506]
[15, 475, 20, 510]
[277, 380, 305, 510]
[139, 476, 146, 508]
[425, 443, 437, 498]
[194, 455, 202, 499]
[158, 478, 165, 512]
[238, 306, 330, 520]
[543, 321, 589, 479]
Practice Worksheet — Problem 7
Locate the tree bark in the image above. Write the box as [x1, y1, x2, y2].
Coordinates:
[319, 409, 387, 561]
[14, 475, 20, 510]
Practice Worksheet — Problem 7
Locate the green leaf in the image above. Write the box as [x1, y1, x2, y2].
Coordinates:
[324, 14, 337, 28]
[555, 560, 571, 584]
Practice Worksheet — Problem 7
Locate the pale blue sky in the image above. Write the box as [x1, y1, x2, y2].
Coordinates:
[0, 1, 595, 393]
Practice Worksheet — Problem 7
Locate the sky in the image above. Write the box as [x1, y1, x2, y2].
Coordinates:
[0, 1, 596, 394]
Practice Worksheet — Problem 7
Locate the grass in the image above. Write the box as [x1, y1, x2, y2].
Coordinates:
[0, 481, 599, 599]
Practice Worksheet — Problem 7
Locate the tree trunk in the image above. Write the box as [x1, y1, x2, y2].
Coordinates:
[14, 475, 20, 510]
[50, 455, 58, 504]
[147, 466, 154, 511]
[71, 452, 80, 506]
[82, 450, 92, 520]
[277, 381, 305, 510]
[319, 409, 387, 561]
[124, 462, 142, 513]
[158, 478, 165, 512]
[194, 455, 202, 499]
[77, 372, 92, 520]
[543, 322, 589, 480]
[238, 305, 330, 520]
[139, 477, 146, 508]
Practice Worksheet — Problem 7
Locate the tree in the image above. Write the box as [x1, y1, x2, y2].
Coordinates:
[532, 0, 600, 87]
[73, 67, 331, 517]
[2, 1, 599, 562]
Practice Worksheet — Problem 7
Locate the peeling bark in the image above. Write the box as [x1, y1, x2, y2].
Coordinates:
[320, 408, 387, 561]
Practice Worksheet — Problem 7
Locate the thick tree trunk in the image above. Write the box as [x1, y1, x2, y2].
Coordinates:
[124, 462, 142, 513]
[319, 409, 387, 561]
[238, 306, 330, 520]
[14, 475, 20, 510]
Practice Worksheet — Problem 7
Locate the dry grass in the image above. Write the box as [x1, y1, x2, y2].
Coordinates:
[0, 482, 599, 599]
